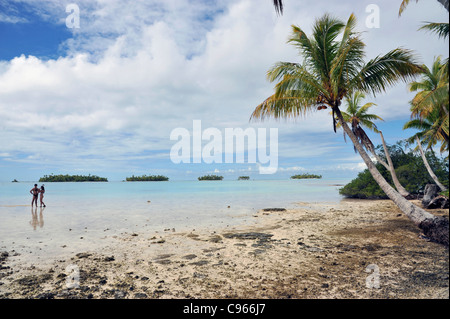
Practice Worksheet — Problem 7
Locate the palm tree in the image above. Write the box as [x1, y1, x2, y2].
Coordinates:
[336, 91, 381, 152]
[405, 57, 449, 192]
[404, 109, 449, 191]
[409, 56, 449, 123]
[251, 14, 448, 245]
[336, 92, 411, 197]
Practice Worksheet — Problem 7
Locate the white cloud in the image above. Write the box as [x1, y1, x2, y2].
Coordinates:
[0, 13, 28, 23]
[277, 166, 306, 172]
[0, 0, 448, 178]
[335, 162, 367, 171]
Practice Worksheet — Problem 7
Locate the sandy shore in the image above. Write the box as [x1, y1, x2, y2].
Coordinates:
[0, 199, 448, 299]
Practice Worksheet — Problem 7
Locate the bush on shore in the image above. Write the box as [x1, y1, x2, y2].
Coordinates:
[340, 144, 449, 199]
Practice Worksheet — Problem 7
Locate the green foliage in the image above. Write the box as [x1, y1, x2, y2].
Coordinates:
[238, 176, 250, 180]
[340, 145, 449, 199]
[39, 174, 108, 182]
[126, 175, 169, 181]
[291, 173, 322, 179]
[339, 165, 389, 199]
[198, 175, 224, 181]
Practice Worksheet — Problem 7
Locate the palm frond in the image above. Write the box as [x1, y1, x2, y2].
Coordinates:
[419, 22, 449, 39]
[360, 118, 381, 133]
[266, 61, 303, 82]
[403, 118, 431, 131]
[250, 94, 318, 122]
[288, 25, 322, 76]
[358, 102, 378, 114]
[410, 85, 449, 118]
[404, 106, 449, 152]
[355, 48, 423, 96]
[273, 0, 283, 15]
[399, 0, 418, 16]
[332, 14, 364, 84]
[266, 61, 328, 103]
[330, 36, 365, 97]
[409, 80, 433, 92]
[311, 14, 345, 78]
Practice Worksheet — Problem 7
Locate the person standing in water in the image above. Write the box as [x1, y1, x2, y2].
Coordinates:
[30, 184, 40, 207]
[40, 185, 46, 207]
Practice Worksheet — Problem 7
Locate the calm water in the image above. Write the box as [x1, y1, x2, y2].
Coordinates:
[0, 179, 348, 263]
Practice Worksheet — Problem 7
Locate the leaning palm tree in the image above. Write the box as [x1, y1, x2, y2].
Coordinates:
[404, 108, 449, 191]
[406, 57, 449, 190]
[336, 92, 411, 197]
[336, 91, 382, 153]
[251, 14, 448, 245]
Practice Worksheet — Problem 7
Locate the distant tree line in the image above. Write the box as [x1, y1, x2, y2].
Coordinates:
[126, 175, 169, 181]
[291, 173, 322, 179]
[39, 174, 108, 182]
[198, 175, 224, 181]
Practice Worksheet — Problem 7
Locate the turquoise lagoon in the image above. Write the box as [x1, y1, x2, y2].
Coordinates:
[0, 179, 349, 263]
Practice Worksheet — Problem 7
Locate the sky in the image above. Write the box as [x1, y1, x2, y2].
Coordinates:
[0, 0, 448, 182]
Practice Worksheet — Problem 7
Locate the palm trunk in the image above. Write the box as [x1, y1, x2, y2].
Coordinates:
[416, 137, 448, 191]
[379, 131, 410, 197]
[334, 108, 448, 246]
[371, 149, 411, 197]
[372, 150, 389, 170]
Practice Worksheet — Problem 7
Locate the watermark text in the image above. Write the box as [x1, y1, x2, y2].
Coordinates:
[170, 120, 278, 174]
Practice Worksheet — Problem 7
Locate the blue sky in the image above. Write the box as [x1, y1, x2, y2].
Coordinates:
[0, 0, 448, 182]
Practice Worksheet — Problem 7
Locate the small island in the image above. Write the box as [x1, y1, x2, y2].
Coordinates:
[126, 175, 169, 181]
[39, 174, 108, 182]
[198, 175, 224, 181]
[290, 173, 322, 180]
[238, 176, 250, 180]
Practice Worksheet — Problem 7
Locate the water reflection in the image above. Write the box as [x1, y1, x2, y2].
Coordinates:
[30, 207, 45, 230]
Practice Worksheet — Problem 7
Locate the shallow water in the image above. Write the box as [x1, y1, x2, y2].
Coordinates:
[0, 179, 348, 264]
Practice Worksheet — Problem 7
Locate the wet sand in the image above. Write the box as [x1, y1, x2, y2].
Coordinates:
[0, 199, 448, 299]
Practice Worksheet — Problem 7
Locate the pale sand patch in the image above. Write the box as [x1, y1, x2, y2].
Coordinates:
[0, 199, 448, 299]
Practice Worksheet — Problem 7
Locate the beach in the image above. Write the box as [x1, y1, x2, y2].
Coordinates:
[0, 199, 448, 299]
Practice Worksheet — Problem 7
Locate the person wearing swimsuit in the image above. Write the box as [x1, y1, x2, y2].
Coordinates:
[40, 185, 46, 208]
[30, 184, 40, 207]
